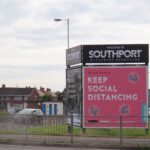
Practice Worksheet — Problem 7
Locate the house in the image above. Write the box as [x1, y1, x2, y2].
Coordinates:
[0, 84, 41, 113]
[40, 87, 58, 101]
[39, 87, 63, 115]
[42, 101, 63, 115]
[0, 84, 64, 115]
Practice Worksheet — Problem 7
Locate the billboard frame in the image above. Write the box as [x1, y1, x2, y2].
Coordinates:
[66, 44, 149, 66]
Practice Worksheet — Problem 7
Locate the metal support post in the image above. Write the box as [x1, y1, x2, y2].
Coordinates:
[120, 116, 123, 145]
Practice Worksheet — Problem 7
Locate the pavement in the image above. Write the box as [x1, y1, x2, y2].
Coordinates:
[0, 134, 149, 149]
[0, 144, 136, 150]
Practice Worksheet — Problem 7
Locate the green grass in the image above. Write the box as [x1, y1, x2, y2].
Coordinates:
[72, 127, 149, 137]
[0, 128, 26, 134]
[25, 125, 120, 137]
[28, 123, 150, 137]
[0, 111, 9, 116]
[0, 124, 149, 137]
[27, 125, 68, 135]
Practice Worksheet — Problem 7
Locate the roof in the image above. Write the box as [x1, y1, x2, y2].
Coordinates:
[45, 91, 57, 98]
[36, 89, 45, 97]
[0, 88, 34, 96]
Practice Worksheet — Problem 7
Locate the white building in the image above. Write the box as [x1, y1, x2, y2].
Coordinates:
[42, 102, 63, 115]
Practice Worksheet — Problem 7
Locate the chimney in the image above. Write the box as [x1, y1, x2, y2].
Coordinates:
[40, 87, 45, 92]
[2, 84, 6, 88]
[46, 88, 51, 92]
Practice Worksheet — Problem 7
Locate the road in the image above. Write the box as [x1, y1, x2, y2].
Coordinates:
[0, 144, 125, 150]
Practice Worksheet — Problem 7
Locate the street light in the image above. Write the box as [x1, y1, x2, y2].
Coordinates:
[54, 18, 71, 132]
[54, 18, 70, 50]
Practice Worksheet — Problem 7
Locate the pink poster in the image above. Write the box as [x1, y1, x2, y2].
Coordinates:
[83, 66, 148, 128]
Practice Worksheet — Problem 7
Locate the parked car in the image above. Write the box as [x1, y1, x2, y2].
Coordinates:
[14, 108, 44, 125]
[17, 108, 44, 115]
[67, 113, 81, 127]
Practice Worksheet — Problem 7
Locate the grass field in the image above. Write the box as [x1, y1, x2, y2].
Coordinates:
[0, 124, 149, 137]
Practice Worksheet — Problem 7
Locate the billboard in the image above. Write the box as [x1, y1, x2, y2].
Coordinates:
[83, 44, 149, 65]
[83, 66, 148, 128]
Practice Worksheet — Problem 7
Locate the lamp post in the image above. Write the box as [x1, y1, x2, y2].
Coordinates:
[54, 18, 71, 113]
[54, 18, 72, 133]
[54, 18, 70, 50]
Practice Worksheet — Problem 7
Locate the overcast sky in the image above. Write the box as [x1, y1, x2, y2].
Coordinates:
[0, 0, 150, 91]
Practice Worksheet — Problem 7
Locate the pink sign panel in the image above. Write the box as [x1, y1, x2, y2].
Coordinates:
[83, 66, 148, 128]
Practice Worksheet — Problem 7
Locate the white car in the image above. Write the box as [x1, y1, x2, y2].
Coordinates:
[17, 108, 43, 116]
[14, 108, 44, 124]
[67, 113, 81, 127]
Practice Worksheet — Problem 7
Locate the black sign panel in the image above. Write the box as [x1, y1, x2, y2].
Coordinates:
[83, 44, 149, 65]
[66, 67, 82, 113]
[66, 45, 82, 66]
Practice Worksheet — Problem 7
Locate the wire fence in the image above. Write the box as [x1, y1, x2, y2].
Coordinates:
[0, 114, 150, 148]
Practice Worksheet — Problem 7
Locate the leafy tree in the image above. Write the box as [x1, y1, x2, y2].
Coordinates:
[55, 91, 63, 101]
[41, 95, 52, 101]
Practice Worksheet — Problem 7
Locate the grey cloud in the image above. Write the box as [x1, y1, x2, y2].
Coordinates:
[0, 63, 66, 91]
[92, 0, 150, 24]
[0, 64, 65, 71]
[14, 27, 59, 41]
[0, 0, 27, 26]
[0, 64, 65, 81]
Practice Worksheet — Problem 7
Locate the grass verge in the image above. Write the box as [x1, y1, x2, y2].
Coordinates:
[0, 124, 149, 137]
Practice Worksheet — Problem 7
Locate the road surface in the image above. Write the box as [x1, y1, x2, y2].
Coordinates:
[0, 144, 125, 150]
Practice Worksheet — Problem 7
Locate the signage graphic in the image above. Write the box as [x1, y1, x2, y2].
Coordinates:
[83, 44, 148, 65]
[83, 66, 148, 128]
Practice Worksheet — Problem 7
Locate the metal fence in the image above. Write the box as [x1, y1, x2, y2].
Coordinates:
[0, 114, 150, 148]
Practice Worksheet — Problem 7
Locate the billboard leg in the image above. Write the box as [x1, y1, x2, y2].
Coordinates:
[145, 117, 149, 135]
[145, 128, 149, 135]
[120, 116, 123, 145]
[68, 125, 71, 134]
[70, 113, 73, 144]
[82, 127, 86, 134]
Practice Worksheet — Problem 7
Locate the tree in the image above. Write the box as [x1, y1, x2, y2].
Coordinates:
[41, 95, 52, 101]
[55, 91, 63, 101]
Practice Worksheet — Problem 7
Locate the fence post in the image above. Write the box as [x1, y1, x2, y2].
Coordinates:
[25, 115, 28, 142]
[145, 115, 149, 135]
[145, 128, 149, 135]
[120, 116, 123, 145]
[82, 127, 86, 134]
[67, 113, 72, 134]
[70, 112, 73, 144]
